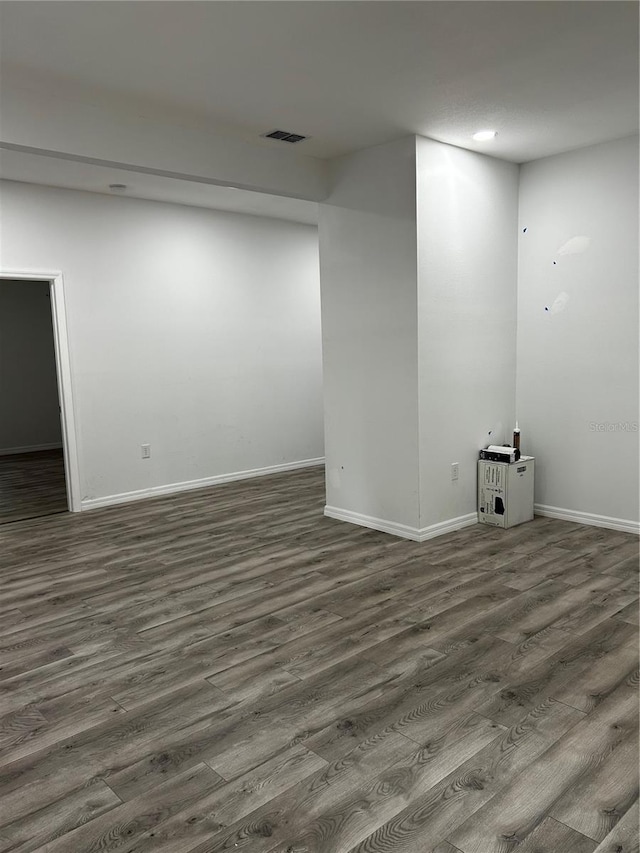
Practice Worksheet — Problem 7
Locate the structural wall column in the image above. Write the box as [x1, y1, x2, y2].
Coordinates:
[319, 135, 519, 540]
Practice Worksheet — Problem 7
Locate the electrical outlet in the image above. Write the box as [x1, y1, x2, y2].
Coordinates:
[141, 444, 151, 459]
[451, 462, 459, 481]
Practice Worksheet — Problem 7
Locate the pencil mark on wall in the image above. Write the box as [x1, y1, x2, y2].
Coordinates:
[557, 235, 591, 256]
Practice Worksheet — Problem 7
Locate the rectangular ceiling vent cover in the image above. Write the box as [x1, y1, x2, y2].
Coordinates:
[262, 129, 308, 143]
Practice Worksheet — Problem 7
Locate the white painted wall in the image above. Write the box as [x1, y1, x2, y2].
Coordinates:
[517, 135, 639, 528]
[319, 137, 421, 531]
[0, 278, 62, 453]
[416, 138, 519, 529]
[0, 180, 323, 505]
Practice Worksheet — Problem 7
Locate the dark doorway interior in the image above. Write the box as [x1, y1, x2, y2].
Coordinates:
[0, 279, 67, 523]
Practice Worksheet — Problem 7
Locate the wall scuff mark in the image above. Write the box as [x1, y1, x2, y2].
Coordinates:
[557, 235, 591, 256]
[548, 291, 570, 315]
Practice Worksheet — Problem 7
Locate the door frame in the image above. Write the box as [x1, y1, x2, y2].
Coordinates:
[0, 269, 81, 512]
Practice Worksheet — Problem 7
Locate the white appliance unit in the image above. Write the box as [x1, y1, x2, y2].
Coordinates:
[478, 456, 535, 528]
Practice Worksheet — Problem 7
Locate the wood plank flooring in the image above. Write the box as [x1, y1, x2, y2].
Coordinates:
[0, 465, 637, 852]
[0, 450, 67, 525]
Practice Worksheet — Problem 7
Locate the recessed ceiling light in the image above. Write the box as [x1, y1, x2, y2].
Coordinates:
[472, 130, 497, 142]
[108, 183, 127, 192]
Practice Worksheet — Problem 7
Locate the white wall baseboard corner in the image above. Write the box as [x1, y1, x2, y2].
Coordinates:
[324, 506, 422, 541]
[535, 504, 640, 535]
[81, 457, 325, 511]
[0, 442, 63, 456]
[324, 506, 478, 542]
[417, 512, 479, 541]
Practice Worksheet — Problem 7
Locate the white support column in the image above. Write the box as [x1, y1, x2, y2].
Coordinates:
[319, 135, 519, 541]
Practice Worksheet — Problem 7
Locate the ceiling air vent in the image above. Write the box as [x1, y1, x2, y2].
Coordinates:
[262, 129, 308, 144]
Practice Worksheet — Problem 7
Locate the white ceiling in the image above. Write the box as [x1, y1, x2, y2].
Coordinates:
[0, 1, 637, 221]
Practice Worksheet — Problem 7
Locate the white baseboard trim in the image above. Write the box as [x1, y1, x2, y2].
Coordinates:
[324, 506, 422, 541]
[0, 442, 63, 456]
[418, 512, 480, 541]
[535, 503, 640, 535]
[324, 506, 478, 542]
[82, 457, 325, 511]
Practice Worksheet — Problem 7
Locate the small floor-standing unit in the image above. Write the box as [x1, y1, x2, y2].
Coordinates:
[478, 456, 535, 528]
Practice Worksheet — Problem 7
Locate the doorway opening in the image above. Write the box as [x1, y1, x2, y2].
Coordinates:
[0, 271, 80, 522]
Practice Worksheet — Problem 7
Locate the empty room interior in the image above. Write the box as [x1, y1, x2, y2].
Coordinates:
[0, 2, 638, 852]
